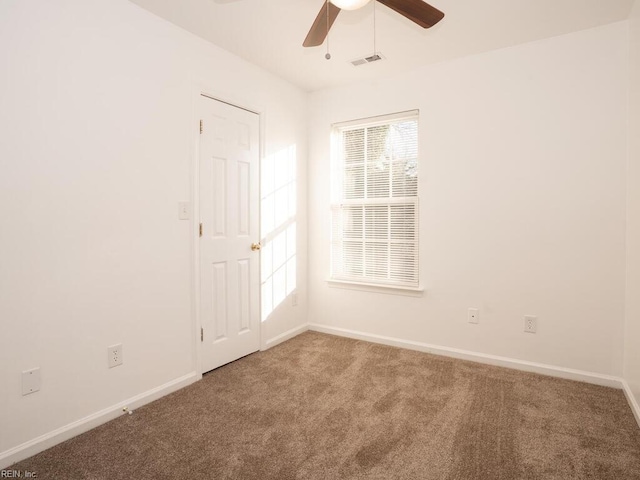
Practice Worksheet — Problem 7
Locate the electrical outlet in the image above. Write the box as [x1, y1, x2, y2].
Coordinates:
[524, 315, 537, 334]
[468, 308, 479, 324]
[108, 344, 123, 368]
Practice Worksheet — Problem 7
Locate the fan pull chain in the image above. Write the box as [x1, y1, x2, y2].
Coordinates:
[325, 0, 331, 60]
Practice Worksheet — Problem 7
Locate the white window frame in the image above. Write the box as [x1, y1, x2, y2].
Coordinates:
[329, 110, 422, 294]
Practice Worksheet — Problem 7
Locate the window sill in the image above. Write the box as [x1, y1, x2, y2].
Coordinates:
[327, 279, 425, 297]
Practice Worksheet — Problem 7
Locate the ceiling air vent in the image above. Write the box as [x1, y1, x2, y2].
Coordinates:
[350, 53, 385, 67]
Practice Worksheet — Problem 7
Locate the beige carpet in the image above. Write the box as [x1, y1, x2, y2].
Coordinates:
[11, 331, 640, 479]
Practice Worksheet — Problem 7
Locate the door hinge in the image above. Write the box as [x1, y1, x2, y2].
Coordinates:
[200, 327, 204, 342]
[199, 223, 203, 237]
[199, 119, 203, 134]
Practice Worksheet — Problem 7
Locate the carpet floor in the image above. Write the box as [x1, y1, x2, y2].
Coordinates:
[11, 331, 640, 479]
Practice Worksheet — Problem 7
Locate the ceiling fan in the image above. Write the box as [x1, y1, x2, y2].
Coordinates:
[303, 0, 444, 48]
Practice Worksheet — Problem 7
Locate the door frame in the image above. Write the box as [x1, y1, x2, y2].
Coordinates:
[190, 84, 266, 377]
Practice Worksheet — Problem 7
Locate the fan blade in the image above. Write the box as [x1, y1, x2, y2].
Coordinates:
[303, 2, 341, 47]
[377, 0, 444, 28]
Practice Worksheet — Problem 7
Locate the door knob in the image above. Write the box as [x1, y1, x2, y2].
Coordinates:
[251, 242, 262, 251]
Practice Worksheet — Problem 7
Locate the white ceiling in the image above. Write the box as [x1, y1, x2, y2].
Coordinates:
[130, 0, 635, 92]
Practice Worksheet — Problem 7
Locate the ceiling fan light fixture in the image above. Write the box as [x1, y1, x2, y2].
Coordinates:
[304, 0, 445, 48]
[330, 0, 371, 11]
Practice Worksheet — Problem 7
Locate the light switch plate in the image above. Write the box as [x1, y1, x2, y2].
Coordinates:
[178, 202, 190, 220]
[22, 368, 41, 396]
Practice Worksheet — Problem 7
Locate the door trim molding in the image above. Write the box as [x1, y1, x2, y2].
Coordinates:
[191, 82, 266, 376]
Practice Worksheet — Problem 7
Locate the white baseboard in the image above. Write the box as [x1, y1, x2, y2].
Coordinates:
[0, 372, 199, 469]
[3, 328, 637, 470]
[308, 324, 623, 389]
[622, 380, 640, 429]
[263, 324, 309, 350]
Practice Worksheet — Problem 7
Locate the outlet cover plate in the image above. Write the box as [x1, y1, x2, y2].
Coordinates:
[468, 308, 479, 324]
[22, 368, 41, 396]
[108, 344, 123, 368]
[524, 315, 537, 334]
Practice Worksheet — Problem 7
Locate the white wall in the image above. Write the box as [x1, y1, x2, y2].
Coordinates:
[308, 22, 628, 376]
[625, 0, 640, 413]
[0, 0, 307, 462]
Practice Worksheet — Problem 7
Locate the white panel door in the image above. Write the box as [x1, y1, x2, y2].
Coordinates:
[199, 95, 260, 373]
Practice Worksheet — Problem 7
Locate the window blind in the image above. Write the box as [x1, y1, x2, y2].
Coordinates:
[331, 112, 419, 288]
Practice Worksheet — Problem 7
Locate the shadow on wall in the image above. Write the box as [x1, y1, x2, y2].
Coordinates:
[261, 145, 297, 321]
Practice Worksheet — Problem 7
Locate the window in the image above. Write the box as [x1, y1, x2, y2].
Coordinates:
[331, 111, 419, 289]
